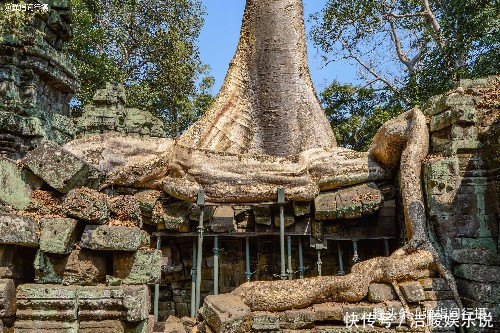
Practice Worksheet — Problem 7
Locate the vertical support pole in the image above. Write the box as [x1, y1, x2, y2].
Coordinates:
[190, 238, 197, 318]
[337, 241, 345, 276]
[298, 236, 304, 279]
[352, 239, 360, 263]
[213, 236, 219, 295]
[384, 239, 390, 256]
[195, 190, 205, 312]
[154, 236, 161, 322]
[277, 188, 286, 280]
[316, 249, 322, 277]
[245, 237, 251, 282]
[287, 235, 292, 280]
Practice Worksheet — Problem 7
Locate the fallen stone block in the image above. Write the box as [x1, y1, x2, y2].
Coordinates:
[251, 312, 280, 331]
[0, 157, 32, 210]
[399, 281, 426, 303]
[367, 283, 397, 302]
[155, 316, 186, 332]
[34, 249, 108, 285]
[78, 285, 150, 322]
[13, 320, 78, 333]
[78, 320, 125, 333]
[109, 195, 143, 228]
[0, 213, 38, 247]
[16, 284, 79, 321]
[62, 187, 110, 224]
[113, 249, 162, 285]
[201, 294, 252, 333]
[152, 200, 191, 231]
[314, 183, 382, 220]
[39, 217, 78, 254]
[454, 263, 500, 283]
[22, 141, 104, 193]
[279, 309, 315, 329]
[80, 225, 148, 251]
[210, 206, 235, 232]
[0, 279, 16, 317]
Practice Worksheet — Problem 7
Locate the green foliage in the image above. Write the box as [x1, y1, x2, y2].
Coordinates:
[311, 0, 499, 149]
[64, 0, 214, 137]
[321, 82, 403, 151]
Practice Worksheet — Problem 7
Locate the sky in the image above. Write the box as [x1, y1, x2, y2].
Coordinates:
[198, 0, 359, 95]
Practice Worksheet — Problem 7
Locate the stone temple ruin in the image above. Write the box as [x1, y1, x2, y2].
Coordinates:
[0, 0, 499, 332]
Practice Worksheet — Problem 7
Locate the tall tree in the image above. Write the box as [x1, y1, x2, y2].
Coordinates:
[65, 0, 214, 137]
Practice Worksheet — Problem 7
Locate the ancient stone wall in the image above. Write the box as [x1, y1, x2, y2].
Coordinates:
[0, 0, 77, 159]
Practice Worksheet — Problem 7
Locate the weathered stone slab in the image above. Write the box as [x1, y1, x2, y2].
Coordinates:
[292, 201, 311, 217]
[78, 285, 150, 322]
[109, 195, 142, 228]
[134, 190, 162, 220]
[451, 248, 500, 266]
[314, 183, 382, 220]
[398, 281, 425, 303]
[78, 320, 125, 333]
[62, 187, 110, 224]
[16, 284, 79, 321]
[13, 320, 78, 333]
[367, 283, 397, 302]
[424, 290, 454, 301]
[273, 205, 295, 227]
[279, 309, 315, 329]
[39, 217, 78, 254]
[34, 249, 108, 285]
[251, 312, 280, 331]
[80, 225, 148, 251]
[189, 205, 215, 222]
[456, 280, 500, 304]
[155, 316, 186, 333]
[0, 279, 16, 317]
[113, 249, 161, 285]
[253, 205, 272, 225]
[418, 278, 450, 291]
[201, 294, 252, 333]
[22, 142, 104, 193]
[454, 264, 500, 283]
[152, 201, 191, 231]
[313, 303, 343, 321]
[210, 206, 235, 232]
[0, 213, 38, 247]
[0, 157, 32, 210]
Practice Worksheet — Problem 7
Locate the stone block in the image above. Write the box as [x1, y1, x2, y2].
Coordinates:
[0, 213, 38, 247]
[34, 249, 108, 285]
[367, 283, 397, 302]
[456, 280, 500, 304]
[314, 183, 382, 220]
[251, 312, 280, 331]
[134, 190, 162, 219]
[16, 284, 79, 321]
[13, 320, 78, 332]
[78, 320, 125, 333]
[0, 279, 16, 317]
[273, 205, 295, 227]
[62, 187, 110, 224]
[78, 285, 150, 322]
[152, 201, 191, 232]
[279, 309, 315, 329]
[292, 201, 311, 216]
[0, 157, 32, 210]
[189, 205, 215, 222]
[418, 278, 450, 291]
[39, 217, 78, 254]
[454, 264, 500, 283]
[109, 195, 142, 228]
[201, 294, 252, 333]
[22, 142, 104, 193]
[113, 249, 162, 285]
[210, 206, 235, 232]
[424, 290, 454, 301]
[80, 225, 148, 251]
[451, 248, 500, 266]
[399, 281, 426, 303]
[253, 205, 272, 225]
[312, 303, 343, 321]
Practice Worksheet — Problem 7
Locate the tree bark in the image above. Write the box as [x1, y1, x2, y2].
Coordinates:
[178, 0, 336, 156]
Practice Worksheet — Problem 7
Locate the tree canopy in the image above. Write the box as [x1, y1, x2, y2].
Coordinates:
[65, 0, 214, 137]
[311, 0, 499, 149]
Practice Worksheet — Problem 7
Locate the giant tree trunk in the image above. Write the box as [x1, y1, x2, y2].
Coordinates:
[178, 0, 336, 156]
